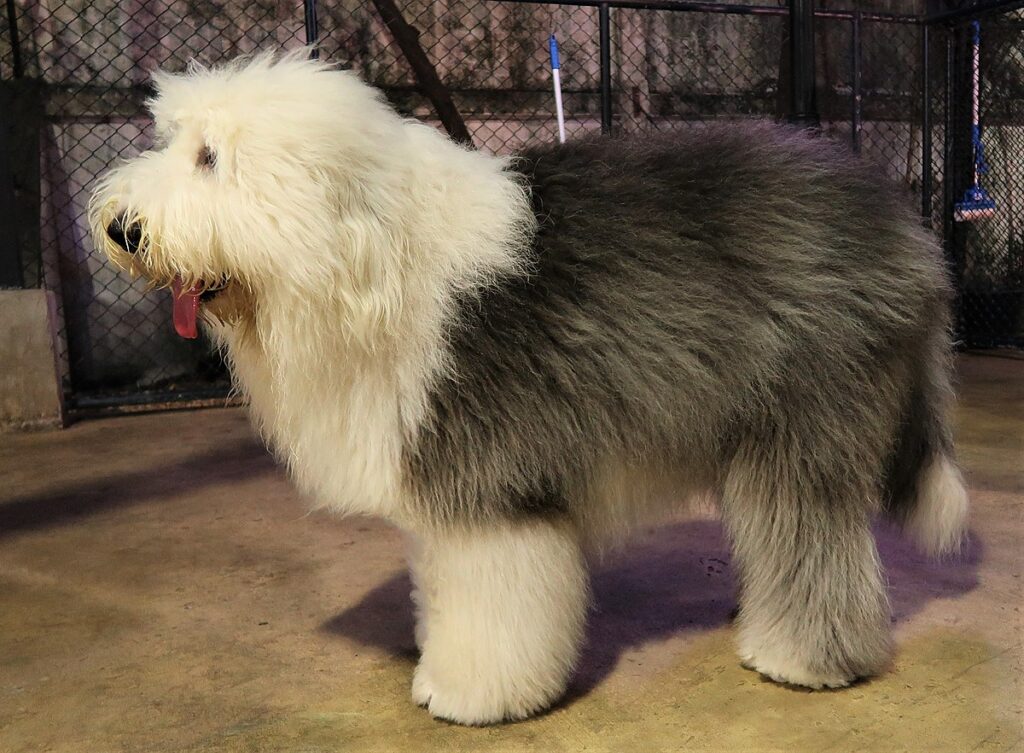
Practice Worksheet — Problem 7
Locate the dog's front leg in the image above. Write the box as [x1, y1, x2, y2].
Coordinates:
[407, 518, 588, 725]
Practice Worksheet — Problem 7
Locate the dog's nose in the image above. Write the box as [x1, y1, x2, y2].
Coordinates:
[106, 214, 143, 254]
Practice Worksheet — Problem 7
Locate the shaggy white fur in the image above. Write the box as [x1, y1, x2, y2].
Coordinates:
[410, 521, 588, 723]
[89, 51, 968, 726]
[906, 456, 970, 557]
[90, 52, 533, 525]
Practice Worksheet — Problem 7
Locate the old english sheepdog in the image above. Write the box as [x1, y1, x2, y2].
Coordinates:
[90, 52, 969, 725]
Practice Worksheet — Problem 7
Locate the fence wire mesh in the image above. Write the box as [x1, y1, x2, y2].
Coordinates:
[1, 0, 1022, 409]
[947, 9, 1024, 348]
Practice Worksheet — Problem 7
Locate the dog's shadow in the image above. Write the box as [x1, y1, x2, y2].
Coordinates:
[320, 518, 981, 699]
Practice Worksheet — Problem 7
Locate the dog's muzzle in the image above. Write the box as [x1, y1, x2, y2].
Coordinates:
[106, 213, 144, 255]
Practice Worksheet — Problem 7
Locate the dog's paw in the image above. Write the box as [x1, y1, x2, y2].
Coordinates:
[411, 661, 552, 725]
[740, 652, 854, 690]
[411, 663, 434, 708]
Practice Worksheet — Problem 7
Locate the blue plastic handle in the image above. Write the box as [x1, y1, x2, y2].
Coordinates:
[549, 35, 560, 70]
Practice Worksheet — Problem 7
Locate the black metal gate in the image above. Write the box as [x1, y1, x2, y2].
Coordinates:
[1, 0, 1021, 415]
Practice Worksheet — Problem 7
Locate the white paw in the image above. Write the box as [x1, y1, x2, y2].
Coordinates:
[411, 659, 557, 725]
[740, 652, 854, 689]
[411, 662, 434, 708]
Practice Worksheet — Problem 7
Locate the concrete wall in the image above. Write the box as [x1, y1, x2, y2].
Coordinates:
[0, 288, 65, 430]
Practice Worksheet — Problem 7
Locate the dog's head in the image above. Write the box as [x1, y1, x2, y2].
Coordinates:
[89, 51, 408, 339]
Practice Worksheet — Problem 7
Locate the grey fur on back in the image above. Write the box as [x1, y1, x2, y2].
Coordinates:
[402, 122, 954, 534]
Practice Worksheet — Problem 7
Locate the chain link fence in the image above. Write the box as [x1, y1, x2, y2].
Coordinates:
[944, 8, 1024, 348]
[2, 0, 1022, 412]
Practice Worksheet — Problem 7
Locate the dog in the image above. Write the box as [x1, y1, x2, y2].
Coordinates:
[90, 51, 968, 725]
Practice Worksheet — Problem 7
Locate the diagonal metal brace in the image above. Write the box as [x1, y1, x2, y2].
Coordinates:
[369, 0, 474, 146]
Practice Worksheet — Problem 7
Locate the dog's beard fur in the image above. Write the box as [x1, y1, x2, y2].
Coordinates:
[90, 50, 968, 725]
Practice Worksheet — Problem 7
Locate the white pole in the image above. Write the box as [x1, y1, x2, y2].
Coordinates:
[550, 35, 566, 144]
[971, 20, 981, 188]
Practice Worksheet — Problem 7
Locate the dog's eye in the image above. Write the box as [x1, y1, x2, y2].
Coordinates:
[197, 145, 216, 170]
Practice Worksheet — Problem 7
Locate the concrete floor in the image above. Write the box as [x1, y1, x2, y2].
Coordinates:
[1, 354, 1022, 753]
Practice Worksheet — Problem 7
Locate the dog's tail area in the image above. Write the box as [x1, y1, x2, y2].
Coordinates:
[882, 363, 969, 557]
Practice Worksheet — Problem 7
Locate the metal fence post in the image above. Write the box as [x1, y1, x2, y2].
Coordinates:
[788, 0, 820, 127]
[303, 0, 319, 58]
[941, 30, 961, 287]
[920, 22, 932, 224]
[599, 3, 612, 135]
[0, 110, 24, 288]
[851, 11, 862, 153]
[5, 0, 23, 78]
[1, 0, 24, 287]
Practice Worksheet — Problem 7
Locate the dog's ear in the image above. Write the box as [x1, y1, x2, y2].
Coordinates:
[147, 63, 211, 140]
[148, 58, 208, 102]
[146, 71, 180, 141]
[149, 68, 180, 96]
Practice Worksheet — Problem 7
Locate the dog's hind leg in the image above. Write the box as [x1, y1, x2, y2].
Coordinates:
[408, 518, 588, 724]
[720, 435, 893, 689]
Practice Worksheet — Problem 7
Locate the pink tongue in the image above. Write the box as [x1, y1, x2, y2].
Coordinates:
[172, 275, 200, 339]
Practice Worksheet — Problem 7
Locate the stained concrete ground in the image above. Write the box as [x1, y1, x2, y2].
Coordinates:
[1, 354, 1021, 753]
